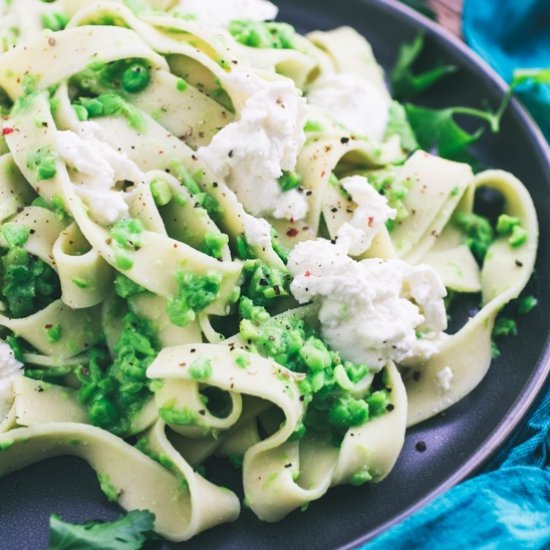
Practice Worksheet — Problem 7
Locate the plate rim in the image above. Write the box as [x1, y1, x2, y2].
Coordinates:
[343, 0, 550, 546]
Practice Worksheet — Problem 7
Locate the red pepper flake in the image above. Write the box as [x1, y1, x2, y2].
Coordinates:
[367, 216, 374, 227]
[286, 228, 299, 237]
[2, 127, 13, 136]
[304, 271, 311, 277]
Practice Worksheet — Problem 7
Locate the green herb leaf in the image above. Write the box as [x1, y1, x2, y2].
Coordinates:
[404, 103, 507, 162]
[47, 510, 155, 550]
[391, 33, 456, 100]
[511, 67, 550, 88]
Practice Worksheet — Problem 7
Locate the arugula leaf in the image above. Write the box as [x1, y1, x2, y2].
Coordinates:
[391, 33, 457, 100]
[511, 67, 550, 87]
[47, 510, 155, 550]
[509, 67, 550, 139]
[390, 33, 536, 163]
[404, 102, 506, 162]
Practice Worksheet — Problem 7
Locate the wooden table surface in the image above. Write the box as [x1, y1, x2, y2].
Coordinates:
[428, 0, 463, 37]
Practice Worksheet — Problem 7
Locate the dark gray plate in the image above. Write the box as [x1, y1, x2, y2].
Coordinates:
[1, 1, 550, 549]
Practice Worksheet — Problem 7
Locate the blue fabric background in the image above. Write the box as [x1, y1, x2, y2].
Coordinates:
[463, 0, 550, 141]
[364, 1, 550, 547]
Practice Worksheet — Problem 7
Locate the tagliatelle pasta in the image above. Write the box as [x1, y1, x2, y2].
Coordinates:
[0, 0, 538, 542]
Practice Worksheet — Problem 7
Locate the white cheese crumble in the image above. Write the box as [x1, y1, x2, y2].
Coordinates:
[335, 176, 396, 256]
[199, 72, 308, 222]
[243, 213, 272, 248]
[288, 239, 448, 370]
[0, 342, 23, 421]
[436, 366, 453, 393]
[307, 73, 390, 143]
[174, 0, 278, 27]
[56, 122, 143, 226]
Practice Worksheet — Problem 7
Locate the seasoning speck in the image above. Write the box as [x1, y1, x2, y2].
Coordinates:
[415, 441, 427, 453]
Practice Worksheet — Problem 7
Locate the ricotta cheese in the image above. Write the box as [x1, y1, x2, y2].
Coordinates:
[336, 176, 396, 256]
[174, 0, 278, 27]
[436, 366, 453, 393]
[56, 122, 143, 226]
[307, 73, 390, 143]
[243, 213, 272, 248]
[0, 342, 23, 421]
[199, 72, 308, 221]
[288, 239, 448, 370]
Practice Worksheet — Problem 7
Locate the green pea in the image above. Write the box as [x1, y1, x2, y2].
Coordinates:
[41, 11, 69, 32]
[150, 178, 173, 206]
[299, 338, 332, 371]
[121, 63, 151, 93]
[73, 104, 89, 121]
[80, 98, 104, 117]
[90, 397, 119, 427]
[114, 251, 134, 271]
[278, 170, 301, 191]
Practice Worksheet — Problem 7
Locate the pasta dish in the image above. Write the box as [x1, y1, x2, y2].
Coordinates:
[0, 0, 538, 542]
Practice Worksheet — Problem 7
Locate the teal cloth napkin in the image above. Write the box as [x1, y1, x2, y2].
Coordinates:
[365, 1, 550, 547]
[463, 0, 550, 141]
[365, 391, 550, 549]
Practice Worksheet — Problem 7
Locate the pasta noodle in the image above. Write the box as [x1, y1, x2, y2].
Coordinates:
[0, 0, 538, 542]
